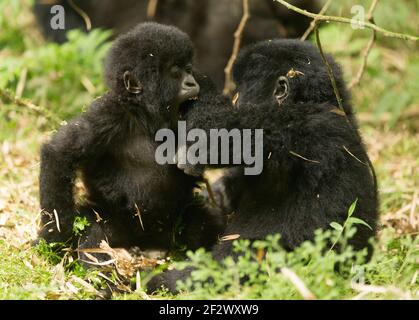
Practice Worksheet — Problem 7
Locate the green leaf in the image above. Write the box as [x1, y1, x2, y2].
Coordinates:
[348, 199, 358, 217]
[347, 217, 373, 230]
[72, 216, 90, 236]
[330, 222, 343, 231]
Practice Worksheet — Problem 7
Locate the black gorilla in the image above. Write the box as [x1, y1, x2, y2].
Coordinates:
[33, 0, 320, 87]
[37, 23, 225, 260]
[147, 39, 379, 292]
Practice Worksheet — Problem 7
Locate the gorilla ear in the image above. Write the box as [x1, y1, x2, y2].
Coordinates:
[274, 76, 289, 106]
[123, 71, 143, 94]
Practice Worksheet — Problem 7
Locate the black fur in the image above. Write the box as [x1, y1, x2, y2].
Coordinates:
[33, 0, 320, 87]
[38, 23, 224, 259]
[148, 39, 379, 293]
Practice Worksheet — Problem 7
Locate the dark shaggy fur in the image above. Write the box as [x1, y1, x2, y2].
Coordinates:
[33, 0, 319, 87]
[147, 39, 379, 293]
[37, 23, 225, 259]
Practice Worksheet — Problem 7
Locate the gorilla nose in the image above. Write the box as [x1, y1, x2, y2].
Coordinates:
[184, 74, 199, 90]
[180, 74, 200, 101]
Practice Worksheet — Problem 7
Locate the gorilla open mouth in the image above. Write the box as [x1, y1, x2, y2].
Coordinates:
[178, 96, 198, 119]
[176, 74, 200, 119]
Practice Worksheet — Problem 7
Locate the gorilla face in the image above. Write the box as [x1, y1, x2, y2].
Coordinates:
[161, 62, 200, 119]
[231, 51, 291, 109]
[123, 60, 200, 120]
[104, 22, 200, 121]
[170, 64, 200, 103]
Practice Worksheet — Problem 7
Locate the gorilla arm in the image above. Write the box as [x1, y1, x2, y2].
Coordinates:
[39, 117, 96, 243]
[38, 98, 118, 243]
[181, 100, 285, 176]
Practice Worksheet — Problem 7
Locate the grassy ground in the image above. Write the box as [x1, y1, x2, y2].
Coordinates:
[0, 0, 418, 299]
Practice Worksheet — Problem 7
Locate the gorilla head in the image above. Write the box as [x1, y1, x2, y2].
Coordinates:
[232, 39, 353, 117]
[104, 22, 200, 120]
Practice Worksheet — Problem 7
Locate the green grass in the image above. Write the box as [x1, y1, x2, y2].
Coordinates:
[172, 230, 418, 300]
[0, 0, 417, 300]
[0, 240, 54, 300]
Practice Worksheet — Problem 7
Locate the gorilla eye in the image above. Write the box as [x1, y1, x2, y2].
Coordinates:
[185, 64, 193, 73]
[170, 65, 182, 78]
[274, 76, 289, 104]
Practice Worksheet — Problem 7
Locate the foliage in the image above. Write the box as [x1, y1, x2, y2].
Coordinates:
[72, 216, 90, 237]
[167, 207, 418, 300]
[0, 239, 55, 299]
[0, 29, 111, 121]
[308, 0, 419, 126]
[0, 0, 35, 52]
[169, 231, 418, 299]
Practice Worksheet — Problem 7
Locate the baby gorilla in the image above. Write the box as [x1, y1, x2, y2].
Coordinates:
[148, 39, 379, 292]
[37, 23, 224, 262]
